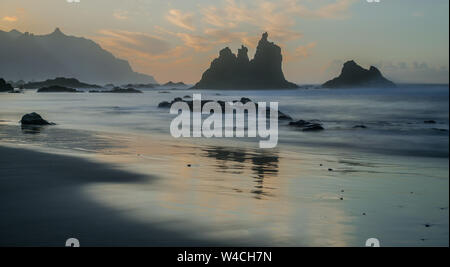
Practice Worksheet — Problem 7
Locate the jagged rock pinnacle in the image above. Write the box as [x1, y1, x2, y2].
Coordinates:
[193, 32, 297, 89]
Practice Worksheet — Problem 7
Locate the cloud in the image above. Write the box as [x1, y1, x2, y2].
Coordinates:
[294, 42, 317, 58]
[113, 10, 128, 20]
[283, 42, 317, 62]
[94, 30, 172, 56]
[176, 33, 213, 51]
[2, 16, 18, 22]
[93, 29, 196, 82]
[166, 9, 196, 31]
[200, 0, 356, 40]
[175, 29, 253, 52]
[201, 0, 301, 42]
[314, 0, 357, 19]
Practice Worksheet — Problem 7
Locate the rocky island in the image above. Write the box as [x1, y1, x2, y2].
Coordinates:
[89, 87, 143, 93]
[323, 60, 396, 88]
[37, 85, 81, 93]
[163, 81, 187, 87]
[24, 77, 101, 89]
[0, 78, 14, 92]
[192, 33, 298, 89]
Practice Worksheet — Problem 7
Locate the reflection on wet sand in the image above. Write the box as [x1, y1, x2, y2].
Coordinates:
[21, 124, 45, 134]
[202, 146, 279, 199]
[86, 136, 356, 245]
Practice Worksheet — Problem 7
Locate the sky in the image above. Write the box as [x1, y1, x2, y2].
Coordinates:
[0, 0, 449, 84]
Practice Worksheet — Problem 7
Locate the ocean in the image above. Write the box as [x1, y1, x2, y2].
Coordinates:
[0, 85, 448, 246]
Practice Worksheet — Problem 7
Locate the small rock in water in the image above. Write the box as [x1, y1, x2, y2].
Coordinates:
[339, 197, 344, 201]
[424, 120, 436, 124]
[362, 213, 366, 216]
[187, 164, 192, 167]
[158, 101, 171, 108]
[20, 112, 53, 125]
[353, 125, 367, 129]
[289, 120, 324, 131]
[424, 224, 431, 228]
[328, 168, 333, 172]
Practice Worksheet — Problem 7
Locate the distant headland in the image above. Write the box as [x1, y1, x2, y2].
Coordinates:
[192, 33, 298, 89]
[0, 28, 157, 85]
[23, 77, 101, 89]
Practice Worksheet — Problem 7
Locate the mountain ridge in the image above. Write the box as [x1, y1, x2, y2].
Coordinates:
[0, 28, 157, 85]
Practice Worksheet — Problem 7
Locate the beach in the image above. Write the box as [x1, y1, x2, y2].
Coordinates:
[0, 86, 448, 246]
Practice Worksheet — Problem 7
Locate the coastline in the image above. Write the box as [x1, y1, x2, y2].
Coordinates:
[0, 85, 448, 246]
[0, 145, 226, 247]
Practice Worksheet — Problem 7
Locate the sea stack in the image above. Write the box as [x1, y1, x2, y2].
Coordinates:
[323, 60, 396, 88]
[192, 32, 298, 89]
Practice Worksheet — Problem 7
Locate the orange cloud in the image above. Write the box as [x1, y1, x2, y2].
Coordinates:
[287, 0, 357, 19]
[283, 42, 317, 62]
[166, 9, 196, 31]
[294, 42, 317, 58]
[2, 16, 18, 22]
[113, 10, 128, 20]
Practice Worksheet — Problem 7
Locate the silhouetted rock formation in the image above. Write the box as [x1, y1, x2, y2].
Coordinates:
[24, 77, 100, 89]
[289, 120, 324, 132]
[0, 78, 13, 92]
[323, 60, 396, 88]
[20, 112, 53, 125]
[163, 81, 186, 87]
[0, 28, 157, 85]
[122, 83, 157, 89]
[37, 85, 81, 93]
[158, 97, 292, 120]
[193, 33, 298, 89]
[89, 87, 142, 93]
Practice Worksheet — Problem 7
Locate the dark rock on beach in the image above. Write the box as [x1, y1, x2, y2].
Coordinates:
[20, 112, 53, 125]
[0, 78, 14, 92]
[322, 60, 396, 88]
[289, 120, 324, 132]
[37, 85, 81, 93]
[192, 33, 298, 89]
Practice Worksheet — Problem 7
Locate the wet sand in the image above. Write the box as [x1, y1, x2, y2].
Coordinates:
[0, 146, 225, 246]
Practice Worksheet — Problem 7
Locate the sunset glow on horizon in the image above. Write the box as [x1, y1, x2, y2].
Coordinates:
[1, 0, 448, 84]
